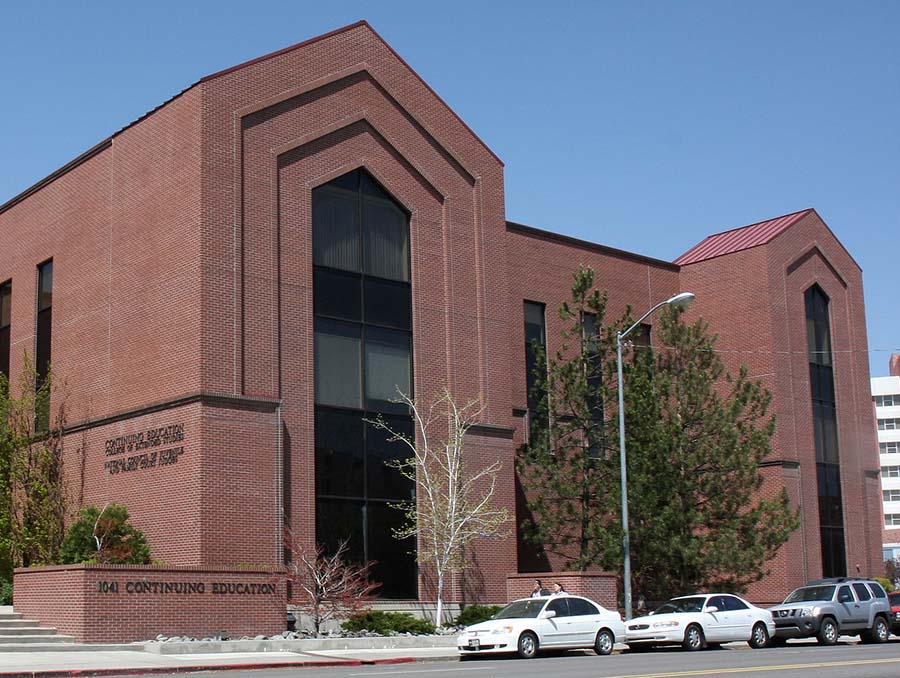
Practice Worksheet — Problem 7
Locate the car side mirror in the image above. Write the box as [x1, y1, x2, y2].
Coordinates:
[705, 606, 719, 614]
[839, 593, 853, 603]
[539, 610, 556, 619]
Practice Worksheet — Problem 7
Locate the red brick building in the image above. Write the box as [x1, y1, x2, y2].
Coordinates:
[0, 22, 882, 613]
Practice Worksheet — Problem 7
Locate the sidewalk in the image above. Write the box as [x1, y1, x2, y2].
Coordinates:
[0, 646, 460, 677]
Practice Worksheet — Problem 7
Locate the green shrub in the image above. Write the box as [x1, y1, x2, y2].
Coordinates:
[454, 604, 502, 627]
[0, 579, 12, 605]
[59, 504, 151, 565]
[342, 610, 436, 635]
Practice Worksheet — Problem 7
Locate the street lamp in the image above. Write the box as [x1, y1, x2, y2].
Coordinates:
[617, 291, 695, 620]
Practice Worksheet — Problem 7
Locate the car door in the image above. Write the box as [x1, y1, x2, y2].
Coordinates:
[850, 583, 873, 628]
[721, 595, 755, 640]
[835, 585, 859, 630]
[542, 598, 574, 647]
[566, 597, 601, 646]
[702, 596, 731, 642]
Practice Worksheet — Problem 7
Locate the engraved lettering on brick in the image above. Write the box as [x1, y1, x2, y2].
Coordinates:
[103, 424, 185, 475]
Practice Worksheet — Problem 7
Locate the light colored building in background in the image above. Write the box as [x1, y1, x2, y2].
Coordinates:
[874, 353, 900, 562]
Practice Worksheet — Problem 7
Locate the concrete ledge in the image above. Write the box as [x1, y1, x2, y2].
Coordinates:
[143, 635, 459, 654]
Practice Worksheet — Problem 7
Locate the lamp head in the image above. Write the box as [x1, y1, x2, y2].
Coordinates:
[666, 292, 695, 309]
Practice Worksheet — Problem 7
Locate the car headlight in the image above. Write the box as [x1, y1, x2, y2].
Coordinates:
[799, 607, 817, 617]
[491, 626, 513, 634]
[652, 621, 680, 629]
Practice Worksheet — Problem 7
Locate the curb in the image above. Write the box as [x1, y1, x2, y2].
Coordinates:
[0, 657, 417, 678]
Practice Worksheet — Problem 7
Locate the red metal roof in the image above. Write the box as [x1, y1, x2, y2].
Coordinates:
[675, 209, 813, 265]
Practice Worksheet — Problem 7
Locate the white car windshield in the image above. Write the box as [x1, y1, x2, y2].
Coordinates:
[783, 585, 835, 603]
[653, 597, 706, 614]
[493, 600, 545, 619]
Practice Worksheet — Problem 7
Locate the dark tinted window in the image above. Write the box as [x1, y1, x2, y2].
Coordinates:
[805, 285, 846, 578]
[723, 596, 749, 611]
[547, 598, 571, 617]
[364, 278, 411, 329]
[0, 281, 10, 381]
[35, 261, 53, 428]
[314, 269, 361, 321]
[837, 585, 854, 603]
[364, 327, 411, 414]
[707, 596, 728, 611]
[366, 415, 414, 501]
[367, 500, 416, 598]
[852, 583, 871, 601]
[568, 597, 599, 616]
[868, 582, 888, 599]
[315, 409, 365, 498]
[313, 169, 415, 599]
[524, 301, 546, 434]
[314, 319, 362, 408]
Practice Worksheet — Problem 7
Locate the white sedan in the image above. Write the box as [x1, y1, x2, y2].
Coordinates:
[457, 595, 625, 659]
[625, 593, 775, 651]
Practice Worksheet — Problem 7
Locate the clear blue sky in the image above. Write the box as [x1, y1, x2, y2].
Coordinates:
[2, 1, 897, 376]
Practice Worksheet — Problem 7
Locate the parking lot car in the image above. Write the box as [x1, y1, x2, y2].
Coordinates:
[769, 578, 891, 645]
[889, 591, 900, 636]
[625, 593, 774, 651]
[456, 595, 625, 659]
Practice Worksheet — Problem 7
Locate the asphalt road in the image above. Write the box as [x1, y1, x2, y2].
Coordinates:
[131, 639, 900, 678]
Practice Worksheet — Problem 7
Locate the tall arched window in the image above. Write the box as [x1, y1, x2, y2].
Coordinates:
[805, 284, 846, 578]
[312, 169, 416, 598]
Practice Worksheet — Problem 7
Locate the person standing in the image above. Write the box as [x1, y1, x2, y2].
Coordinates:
[550, 582, 569, 596]
[530, 579, 550, 597]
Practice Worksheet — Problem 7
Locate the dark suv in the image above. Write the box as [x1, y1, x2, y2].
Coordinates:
[769, 578, 891, 645]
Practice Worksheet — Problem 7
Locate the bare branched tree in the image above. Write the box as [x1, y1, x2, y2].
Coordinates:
[283, 531, 379, 636]
[368, 388, 509, 626]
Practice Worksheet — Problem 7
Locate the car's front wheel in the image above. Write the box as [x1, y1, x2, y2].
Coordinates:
[517, 631, 538, 659]
[682, 624, 705, 651]
[594, 629, 614, 656]
[748, 622, 770, 649]
[817, 617, 839, 645]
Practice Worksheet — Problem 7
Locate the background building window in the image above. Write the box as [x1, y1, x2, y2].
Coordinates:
[883, 489, 900, 502]
[878, 418, 900, 430]
[883, 466, 900, 478]
[312, 169, 415, 599]
[0, 281, 10, 381]
[805, 285, 846, 578]
[881, 442, 900, 455]
[875, 395, 899, 407]
[886, 514, 900, 527]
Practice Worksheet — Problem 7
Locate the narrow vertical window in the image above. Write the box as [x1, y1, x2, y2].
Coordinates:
[805, 285, 845, 578]
[0, 281, 11, 382]
[313, 169, 416, 599]
[35, 261, 53, 428]
[524, 301, 546, 437]
[582, 312, 603, 457]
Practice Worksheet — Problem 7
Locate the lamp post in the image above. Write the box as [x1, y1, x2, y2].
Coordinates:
[617, 291, 695, 620]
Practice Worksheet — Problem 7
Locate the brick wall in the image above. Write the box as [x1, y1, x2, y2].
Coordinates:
[14, 565, 285, 643]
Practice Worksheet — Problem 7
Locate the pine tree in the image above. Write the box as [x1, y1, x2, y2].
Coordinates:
[518, 267, 799, 599]
[625, 308, 798, 601]
[517, 266, 627, 571]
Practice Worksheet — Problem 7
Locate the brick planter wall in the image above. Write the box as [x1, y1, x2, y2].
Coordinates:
[14, 565, 286, 643]
[506, 571, 617, 610]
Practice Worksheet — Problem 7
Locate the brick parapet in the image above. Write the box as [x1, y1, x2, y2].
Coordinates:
[14, 565, 285, 643]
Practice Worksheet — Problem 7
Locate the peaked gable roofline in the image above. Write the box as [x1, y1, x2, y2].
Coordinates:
[674, 208, 861, 272]
[1, 20, 501, 214]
